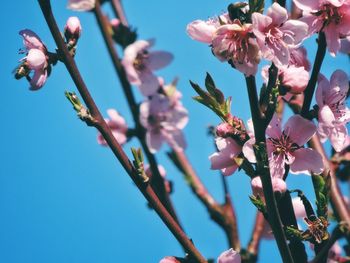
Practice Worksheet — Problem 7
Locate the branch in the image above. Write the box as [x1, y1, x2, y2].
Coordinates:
[93, 0, 182, 226]
[300, 32, 326, 118]
[247, 212, 265, 257]
[168, 150, 240, 251]
[37, 1, 206, 261]
[245, 76, 294, 263]
[110, 0, 128, 26]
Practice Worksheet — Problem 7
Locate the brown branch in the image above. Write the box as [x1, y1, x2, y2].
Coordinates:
[245, 76, 294, 263]
[247, 212, 265, 257]
[169, 150, 240, 251]
[110, 0, 128, 26]
[93, 0, 182, 227]
[37, 1, 206, 261]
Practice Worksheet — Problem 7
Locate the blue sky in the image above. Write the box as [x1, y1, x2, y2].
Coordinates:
[1, 1, 349, 262]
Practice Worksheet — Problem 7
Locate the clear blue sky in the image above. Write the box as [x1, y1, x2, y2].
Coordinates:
[1, 1, 349, 262]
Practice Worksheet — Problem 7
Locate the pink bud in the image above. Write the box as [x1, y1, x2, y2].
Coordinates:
[26, 49, 47, 70]
[110, 18, 121, 28]
[65, 16, 82, 41]
[251, 176, 287, 200]
[216, 122, 235, 137]
[217, 248, 241, 263]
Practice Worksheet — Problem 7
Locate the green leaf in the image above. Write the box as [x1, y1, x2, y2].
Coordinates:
[249, 195, 267, 215]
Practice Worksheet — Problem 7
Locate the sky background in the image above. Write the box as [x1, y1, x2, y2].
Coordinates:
[1, 1, 349, 262]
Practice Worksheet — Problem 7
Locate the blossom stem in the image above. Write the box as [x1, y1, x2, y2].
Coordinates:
[93, 0, 182, 228]
[301, 32, 326, 118]
[245, 76, 294, 263]
[169, 150, 241, 251]
[37, 1, 206, 261]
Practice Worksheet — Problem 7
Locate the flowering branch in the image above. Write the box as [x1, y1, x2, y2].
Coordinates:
[245, 75, 294, 263]
[168, 150, 240, 251]
[37, 1, 206, 261]
[92, 0, 182, 226]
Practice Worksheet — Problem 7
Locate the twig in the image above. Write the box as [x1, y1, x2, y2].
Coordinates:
[37, 1, 206, 261]
[245, 76, 294, 263]
[247, 212, 265, 257]
[169, 150, 240, 251]
[300, 32, 326, 117]
[93, 0, 182, 226]
[110, 0, 128, 26]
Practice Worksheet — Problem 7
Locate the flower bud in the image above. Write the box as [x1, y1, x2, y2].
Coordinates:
[26, 49, 47, 70]
[251, 176, 287, 200]
[159, 256, 180, 263]
[64, 16, 82, 44]
[216, 122, 235, 137]
[217, 248, 241, 263]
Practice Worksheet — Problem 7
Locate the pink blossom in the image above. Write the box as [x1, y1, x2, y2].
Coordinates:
[209, 137, 242, 176]
[251, 176, 287, 199]
[97, 109, 128, 146]
[64, 16, 82, 42]
[262, 64, 309, 94]
[67, 0, 95, 11]
[316, 70, 350, 152]
[293, 0, 350, 56]
[212, 21, 260, 76]
[243, 115, 324, 177]
[122, 40, 173, 96]
[252, 3, 308, 65]
[159, 257, 180, 263]
[217, 248, 241, 263]
[139, 94, 188, 153]
[18, 29, 49, 90]
[110, 18, 121, 28]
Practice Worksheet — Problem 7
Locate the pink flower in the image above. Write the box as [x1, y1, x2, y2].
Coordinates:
[252, 3, 308, 65]
[212, 21, 260, 76]
[243, 115, 324, 177]
[266, 115, 324, 177]
[97, 109, 128, 146]
[251, 176, 287, 199]
[67, 0, 95, 11]
[122, 40, 173, 96]
[159, 257, 180, 263]
[293, 0, 350, 56]
[17, 29, 49, 90]
[209, 137, 242, 176]
[217, 248, 241, 263]
[262, 64, 310, 94]
[64, 16, 82, 43]
[139, 94, 188, 153]
[316, 70, 350, 152]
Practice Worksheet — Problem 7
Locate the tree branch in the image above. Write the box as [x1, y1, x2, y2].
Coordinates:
[245, 76, 294, 263]
[37, 1, 206, 261]
[93, 0, 182, 227]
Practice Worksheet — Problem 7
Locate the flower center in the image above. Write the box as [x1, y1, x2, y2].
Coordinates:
[314, 4, 343, 27]
[269, 132, 299, 157]
[133, 49, 149, 71]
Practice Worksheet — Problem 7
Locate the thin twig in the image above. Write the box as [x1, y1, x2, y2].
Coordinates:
[37, 1, 206, 261]
[93, 0, 182, 226]
[245, 76, 294, 263]
[300, 32, 326, 117]
[247, 212, 265, 257]
[110, 0, 128, 26]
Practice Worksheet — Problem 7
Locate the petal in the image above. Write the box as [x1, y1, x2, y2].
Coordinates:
[67, 0, 95, 11]
[292, 197, 307, 219]
[266, 115, 282, 139]
[147, 51, 174, 71]
[252, 13, 273, 41]
[292, 0, 320, 11]
[290, 148, 324, 175]
[26, 49, 47, 70]
[217, 248, 241, 263]
[319, 105, 336, 126]
[268, 152, 286, 178]
[243, 138, 257, 163]
[315, 74, 329, 106]
[209, 152, 235, 170]
[221, 164, 239, 176]
[19, 29, 45, 50]
[284, 115, 316, 146]
[215, 137, 242, 156]
[138, 71, 161, 96]
[107, 109, 127, 128]
[281, 20, 309, 46]
[324, 24, 341, 56]
[267, 3, 288, 26]
[166, 130, 187, 151]
[186, 19, 217, 43]
[29, 69, 47, 91]
[329, 70, 349, 102]
[328, 124, 348, 152]
[146, 131, 163, 153]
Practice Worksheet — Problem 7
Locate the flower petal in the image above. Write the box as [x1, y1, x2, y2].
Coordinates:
[147, 51, 174, 71]
[284, 115, 316, 146]
[290, 148, 324, 175]
[217, 248, 241, 263]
